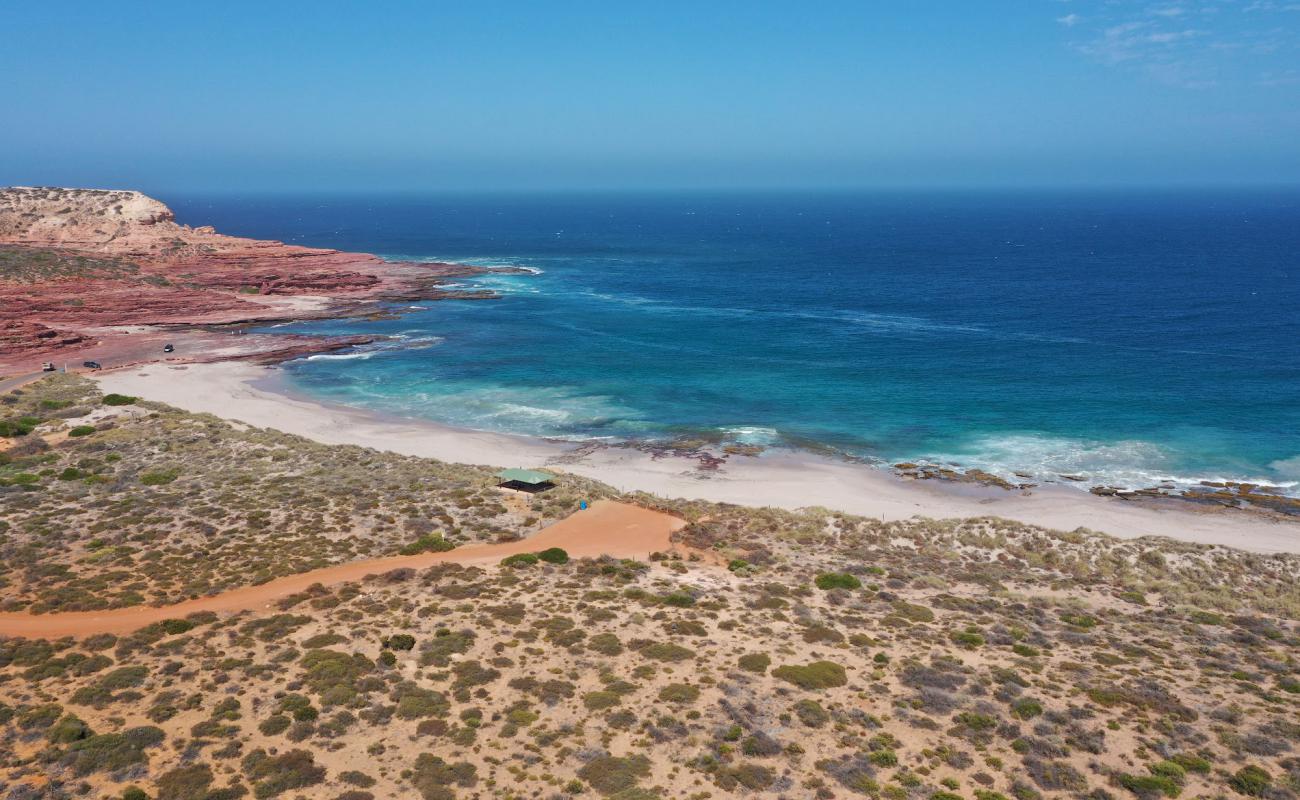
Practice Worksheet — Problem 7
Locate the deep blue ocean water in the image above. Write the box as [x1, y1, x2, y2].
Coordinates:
[171, 191, 1300, 494]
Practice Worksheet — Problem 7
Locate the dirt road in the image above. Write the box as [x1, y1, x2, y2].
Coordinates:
[0, 500, 686, 639]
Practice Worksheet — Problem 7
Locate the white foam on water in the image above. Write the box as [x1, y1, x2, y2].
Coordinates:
[1269, 455, 1300, 481]
[723, 426, 782, 446]
[304, 351, 378, 362]
[921, 432, 1300, 496]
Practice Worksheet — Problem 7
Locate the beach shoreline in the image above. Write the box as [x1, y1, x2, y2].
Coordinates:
[95, 360, 1300, 554]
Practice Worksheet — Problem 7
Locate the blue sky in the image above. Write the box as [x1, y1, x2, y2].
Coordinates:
[2, 1, 1298, 191]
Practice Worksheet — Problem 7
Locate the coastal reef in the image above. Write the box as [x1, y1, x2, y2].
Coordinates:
[2, 375, 1299, 800]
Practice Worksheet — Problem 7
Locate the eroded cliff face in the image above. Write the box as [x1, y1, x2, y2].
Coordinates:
[0, 186, 387, 273]
[0, 187, 491, 367]
[0, 187, 176, 246]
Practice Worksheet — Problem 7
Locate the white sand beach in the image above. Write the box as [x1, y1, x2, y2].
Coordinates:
[97, 361, 1300, 554]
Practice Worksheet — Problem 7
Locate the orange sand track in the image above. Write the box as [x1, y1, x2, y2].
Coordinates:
[0, 500, 686, 639]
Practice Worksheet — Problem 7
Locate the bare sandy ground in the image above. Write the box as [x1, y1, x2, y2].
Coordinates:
[0, 500, 685, 638]
[94, 362, 1300, 554]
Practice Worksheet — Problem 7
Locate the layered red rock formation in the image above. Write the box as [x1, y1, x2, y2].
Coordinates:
[0, 187, 499, 370]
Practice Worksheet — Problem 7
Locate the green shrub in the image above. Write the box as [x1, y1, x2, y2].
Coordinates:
[793, 698, 829, 728]
[537, 547, 569, 564]
[640, 643, 694, 662]
[62, 726, 165, 775]
[161, 618, 194, 635]
[588, 633, 623, 656]
[18, 703, 63, 729]
[955, 711, 998, 731]
[661, 591, 696, 607]
[102, 393, 138, 406]
[0, 416, 40, 437]
[583, 691, 622, 710]
[658, 683, 700, 704]
[340, 771, 376, 788]
[1118, 773, 1181, 799]
[772, 661, 847, 690]
[155, 763, 214, 800]
[383, 634, 416, 651]
[1228, 766, 1270, 797]
[140, 469, 178, 486]
[814, 572, 861, 591]
[1169, 754, 1210, 774]
[400, 535, 455, 555]
[576, 754, 651, 796]
[48, 714, 94, 743]
[870, 749, 898, 767]
[1011, 698, 1043, 719]
[411, 754, 477, 799]
[259, 715, 291, 736]
[892, 601, 935, 622]
[241, 748, 326, 798]
[500, 552, 540, 568]
[338, 770, 374, 790]
[738, 653, 771, 673]
[69, 425, 96, 437]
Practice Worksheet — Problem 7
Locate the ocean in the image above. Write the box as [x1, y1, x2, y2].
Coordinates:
[171, 190, 1300, 495]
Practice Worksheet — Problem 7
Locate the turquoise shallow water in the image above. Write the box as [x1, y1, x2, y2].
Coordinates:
[172, 191, 1300, 494]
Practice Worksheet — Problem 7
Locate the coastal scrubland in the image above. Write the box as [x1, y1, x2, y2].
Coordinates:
[0, 375, 610, 612]
[2, 375, 1300, 800]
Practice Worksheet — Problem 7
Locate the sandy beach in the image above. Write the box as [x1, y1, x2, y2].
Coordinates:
[95, 361, 1300, 554]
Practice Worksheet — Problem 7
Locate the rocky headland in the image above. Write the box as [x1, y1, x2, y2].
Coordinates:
[0, 187, 510, 370]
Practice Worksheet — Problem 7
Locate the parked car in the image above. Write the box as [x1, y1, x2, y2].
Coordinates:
[163, 343, 175, 353]
[82, 361, 102, 370]
[41, 362, 56, 372]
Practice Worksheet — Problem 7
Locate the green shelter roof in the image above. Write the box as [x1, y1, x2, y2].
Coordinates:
[495, 468, 557, 485]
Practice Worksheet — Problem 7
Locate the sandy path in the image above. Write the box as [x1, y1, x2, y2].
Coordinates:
[0, 500, 685, 639]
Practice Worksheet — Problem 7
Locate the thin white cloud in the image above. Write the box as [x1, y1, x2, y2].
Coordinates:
[1059, 0, 1300, 88]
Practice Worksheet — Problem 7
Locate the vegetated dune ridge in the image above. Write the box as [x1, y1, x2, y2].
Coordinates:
[0, 186, 507, 367]
[3, 375, 1299, 800]
[0, 500, 685, 639]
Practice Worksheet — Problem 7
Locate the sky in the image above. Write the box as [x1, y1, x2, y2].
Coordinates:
[2, 0, 1299, 192]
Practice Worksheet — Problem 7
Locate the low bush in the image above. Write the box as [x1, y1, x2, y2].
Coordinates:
[400, 535, 455, 555]
[383, 634, 416, 651]
[140, 469, 179, 486]
[772, 660, 847, 690]
[658, 683, 700, 704]
[500, 552, 539, 568]
[102, 393, 138, 406]
[536, 547, 569, 564]
[1228, 766, 1270, 797]
[68, 425, 96, 437]
[0, 416, 40, 437]
[576, 754, 651, 796]
[640, 642, 694, 662]
[241, 748, 326, 798]
[815, 572, 861, 591]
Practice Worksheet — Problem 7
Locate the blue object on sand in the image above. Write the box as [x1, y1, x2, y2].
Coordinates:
[580, 500, 588, 510]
